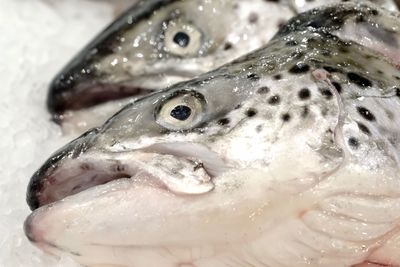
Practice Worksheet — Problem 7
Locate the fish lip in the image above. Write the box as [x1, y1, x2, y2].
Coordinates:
[47, 66, 199, 122]
[27, 141, 225, 212]
[47, 78, 154, 122]
[24, 212, 81, 256]
[26, 128, 99, 210]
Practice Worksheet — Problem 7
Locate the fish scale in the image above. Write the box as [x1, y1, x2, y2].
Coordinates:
[49, 0, 400, 135]
[25, 2, 400, 267]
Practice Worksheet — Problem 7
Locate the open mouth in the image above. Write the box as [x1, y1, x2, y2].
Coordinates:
[27, 142, 228, 211]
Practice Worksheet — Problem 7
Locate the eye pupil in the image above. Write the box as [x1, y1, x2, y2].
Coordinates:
[173, 32, 190, 47]
[170, 105, 192, 121]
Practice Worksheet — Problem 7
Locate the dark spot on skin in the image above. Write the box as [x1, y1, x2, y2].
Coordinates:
[256, 125, 263, 133]
[298, 88, 311, 100]
[223, 42, 233, 50]
[357, 106, 376, 121]
[357, 122, 371, 135]
[173, 32, 190, 48]
[289, 63, 310, 74]
[235, 104, 242, 110]
[170, 105, 191, 121]
[257, 86, 270, 94]
[332, 82, 342, 94]
[385, 109, 394, 120]
[338, 47, 349, 53]
[301, 106, 309, 118]
[347, 72, 372, 88]
[309, 58, 323, 64]
[394, 75, 400, 80]
[218, 118, 230, 125]
[285, 40, 298, 46]
[281, 113, 291, 122]
[115, 165, 125, 172]
[321, 50, 332, 57]
[370, 9, 379, 16]
[248, 12, 259, 24]
[273, 74, 282, 80]
[291, 52, 304, 59]
[247, 73, 260, 81]
[246, 108, 257, 117]
[395, 87, 400, 97]
[355, 15, 365, 23]
[80, 163, 91, 171]
[321, 107, 329, 117]
[389, 137, 397, 146]
[319, 88, 333, 99]
[268, 95, 280, 105]
[307, 37, 318, 44]
[348, 137, 359, 149]
[377, 70, 384, 75]
[323, 66, 339, 73]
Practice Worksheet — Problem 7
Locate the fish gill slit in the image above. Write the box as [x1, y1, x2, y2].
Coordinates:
[312, 69, 349, 162]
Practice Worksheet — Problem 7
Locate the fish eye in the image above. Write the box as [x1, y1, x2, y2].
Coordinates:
[163, 20, 202, 57]
[156, 91, 205, 131]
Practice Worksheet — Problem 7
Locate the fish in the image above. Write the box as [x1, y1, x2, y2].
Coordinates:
[48, 0, 400, 135]
[289, 0, 399, 13]
[49, 0, 295, 134]
[49, 0, 400, 135]
[26, 2, 400, 266]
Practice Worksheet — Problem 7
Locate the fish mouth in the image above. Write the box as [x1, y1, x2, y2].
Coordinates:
[47, 77, 154, 123]
[45, 0, 177, 120]
[27, 139, 227, 211]
[47, 69, 199, 126]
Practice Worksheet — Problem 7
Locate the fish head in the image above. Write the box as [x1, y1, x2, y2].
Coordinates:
[289, 0, 399, 13]
[26, 31, 348, 266]
[47, 0, 294, 132]
[27, 3, 400, 266]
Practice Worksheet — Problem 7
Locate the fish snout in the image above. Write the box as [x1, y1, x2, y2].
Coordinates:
[47, 50, 101, 113]
[24, 213, 37, 243]
[48, 61, 151, 125]
[24, 212, 59, 255]
[26, 128, 99, 210]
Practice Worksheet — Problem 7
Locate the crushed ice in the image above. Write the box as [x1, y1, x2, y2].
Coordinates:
[0, 0, 115, 266]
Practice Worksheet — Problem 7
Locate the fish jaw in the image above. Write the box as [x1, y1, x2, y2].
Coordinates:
[24, 120, 346, 266]
[26, 139, 230, 210]
[47, 0, 294, 130]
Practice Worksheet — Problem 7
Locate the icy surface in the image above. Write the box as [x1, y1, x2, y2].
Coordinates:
[0, 0, 114, 266]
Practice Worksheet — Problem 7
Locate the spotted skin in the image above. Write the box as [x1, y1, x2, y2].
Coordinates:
[49, 0, 295, 134]
[50, 0, 400, 135]
[26, 3, 400, 267]
[289, 0, 399, 13]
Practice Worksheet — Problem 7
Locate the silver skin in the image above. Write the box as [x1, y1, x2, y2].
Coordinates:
[50, 0, 294, 134]
[49, 0, 399, 135]
[26, 3, 400, 266]
[289, 0, 399, 13]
